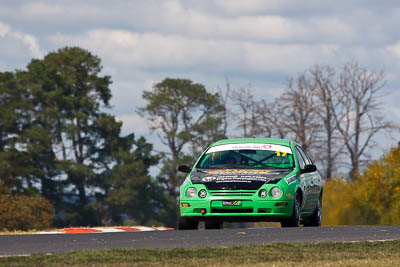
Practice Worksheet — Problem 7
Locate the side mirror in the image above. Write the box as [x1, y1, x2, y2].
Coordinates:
[177, 164, 191, 173]
[301, 164, 317, 174]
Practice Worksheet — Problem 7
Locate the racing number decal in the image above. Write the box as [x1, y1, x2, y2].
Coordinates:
[275, 151, 287, 157]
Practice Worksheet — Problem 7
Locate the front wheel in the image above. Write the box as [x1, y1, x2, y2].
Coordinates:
[281, 193, 301, 227]
[178, 217, 199, 230]
[177, 208, 199, 230]
[303, 197, 322, 227]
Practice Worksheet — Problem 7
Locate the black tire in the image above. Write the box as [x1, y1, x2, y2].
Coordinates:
[204, 221, 223, 230]
[281, 193, 301, 227]
[303, 197, 322, 227]
[178, 217, 199, 230]
[177, 208, 198, 230]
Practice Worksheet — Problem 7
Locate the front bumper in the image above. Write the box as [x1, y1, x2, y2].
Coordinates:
[180, 197, 294, 222]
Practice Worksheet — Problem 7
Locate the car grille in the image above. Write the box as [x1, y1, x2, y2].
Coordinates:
[211, 208, 254, 213]
[209, 190, 256, 197]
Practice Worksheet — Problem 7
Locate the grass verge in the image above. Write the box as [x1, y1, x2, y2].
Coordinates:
[1, 239, 400, 267]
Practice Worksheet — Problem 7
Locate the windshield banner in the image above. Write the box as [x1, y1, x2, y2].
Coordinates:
[206, 143, 292, 154]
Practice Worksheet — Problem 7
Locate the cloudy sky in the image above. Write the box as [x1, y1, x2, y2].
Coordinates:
[1, 0, 400, 152]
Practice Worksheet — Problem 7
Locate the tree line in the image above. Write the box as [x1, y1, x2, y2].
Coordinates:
[227, 64, 395, 180]
[323, 145, 400, 225]
[0, 47, 397, 230]
[0, 47, 165, 228]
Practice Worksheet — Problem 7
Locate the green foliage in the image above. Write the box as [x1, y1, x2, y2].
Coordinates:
[0, 71, 32, 191]
[14, 47, 115, 226]
[97, 136, 163, 226]
[323, 146, 400, 226]
[0, 47, 165, 228]
[139, 78, 226, 196]
[322, 178, 354, 225]
[352, 146, 400, 224]
[140, 78, 225, 151]
[139, 78, 226, 226]
[1, 49, 397, 230]
[0, 181, 54, 231]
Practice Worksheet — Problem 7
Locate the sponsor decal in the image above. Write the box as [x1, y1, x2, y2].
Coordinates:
[202, 176, 217, 182]
[207, 143, 292, 154]
[191, 169, 291, 189]
[231, 144, 271, 150]
[222, 200, 242, 206]
[284, 175, 297, 184]
[201, 169, 276, 183]
[208, 169, 271, 174]
[202, 175, 267, 183]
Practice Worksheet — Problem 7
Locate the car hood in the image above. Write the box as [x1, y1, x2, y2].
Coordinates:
[190, 169, 292, 190]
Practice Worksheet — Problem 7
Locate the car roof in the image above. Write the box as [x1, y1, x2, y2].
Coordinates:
[210, 138, 293, 147]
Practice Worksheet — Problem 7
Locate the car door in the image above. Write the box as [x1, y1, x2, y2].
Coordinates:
[297, 146, 321, 210]
[294, 146, 313, 212]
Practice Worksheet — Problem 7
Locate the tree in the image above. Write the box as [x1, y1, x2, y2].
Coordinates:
[277, 63, 395, 180]
[256, 98, 289, 139]
[283, 65, 343, 180]
[333, 62, 395, 179]
[139, 78, 225, 198]
[0, 47, 172, 228]
[277, 75, 321, 156]
[22, 47, 119, 225]
[97, 134, 162, 226]
[354, 145, 400, 225]
[231, 86, 263, 138]
[322, 145, 400, 226]
[308, 65, 343, 180]
[217, 79, 232, 137]
[0, 72, 33, 191]
[0, 181, 54, 231]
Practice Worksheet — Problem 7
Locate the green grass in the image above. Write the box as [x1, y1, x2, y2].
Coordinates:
[1, 239, 400, 267]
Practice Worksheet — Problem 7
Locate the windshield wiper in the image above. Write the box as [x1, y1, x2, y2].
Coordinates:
[196, 168, 209, 174]
[262, 166, 293, 170]
[222, 165, 258, 169]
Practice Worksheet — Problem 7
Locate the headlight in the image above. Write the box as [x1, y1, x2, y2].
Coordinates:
[270, 187, 283, 199]
[198, 189, 207, 198]
[186, 187, 197, 198]
[259, 189, 267, 198]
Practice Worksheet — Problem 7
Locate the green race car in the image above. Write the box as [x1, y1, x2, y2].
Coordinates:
[177, 138, 323, 229]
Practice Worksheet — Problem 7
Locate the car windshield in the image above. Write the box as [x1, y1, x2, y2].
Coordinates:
[196, 143, 294, 169]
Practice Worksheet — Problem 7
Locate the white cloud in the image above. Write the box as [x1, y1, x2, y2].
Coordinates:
[387, 42, 400, 58]
[214, 0, 271, 14]
[0, 22, 11, 36]
[10, 31, 42, 58]
[0, 0, 369, 45]
[309, 17, 355, 42]
[212, 0, 362, 16]
[0, 21, 42, 58]
[1, 0, 399, 148]
[20, 2, 106, 22]
[49, 29, 341, 75]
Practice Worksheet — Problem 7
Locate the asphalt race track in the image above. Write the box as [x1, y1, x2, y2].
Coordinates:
[1, 225, 400, 256]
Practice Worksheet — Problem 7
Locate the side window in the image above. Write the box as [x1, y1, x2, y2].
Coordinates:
[297, 146, 311, 165]
[294, 147, 306, 169]
[303, 150, 313, 165]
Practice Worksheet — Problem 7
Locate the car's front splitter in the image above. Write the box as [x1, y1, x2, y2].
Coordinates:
[180, 199, 294, 222]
